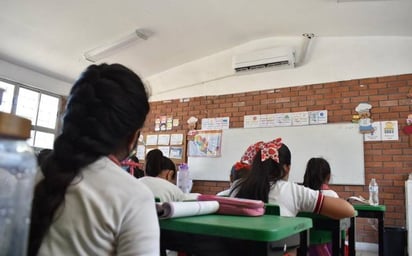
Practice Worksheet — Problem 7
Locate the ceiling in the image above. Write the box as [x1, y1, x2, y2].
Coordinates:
[1, 0, 412, 87]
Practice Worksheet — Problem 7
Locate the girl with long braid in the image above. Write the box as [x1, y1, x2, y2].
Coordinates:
[29, 64, 159, 256]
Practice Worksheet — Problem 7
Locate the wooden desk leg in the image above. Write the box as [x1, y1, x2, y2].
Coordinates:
[348, 216, 356, 256]
[378, 213, 384, 256]
[298, 230, 309, 256]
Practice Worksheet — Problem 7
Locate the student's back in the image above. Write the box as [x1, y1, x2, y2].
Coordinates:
[303, 157, 339, 198]
[231, 138, 354, 219]
[140, 149, 199, 202]
[29, 64, 159, 256]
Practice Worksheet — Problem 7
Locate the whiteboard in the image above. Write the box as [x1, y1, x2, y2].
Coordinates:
[188, 123, 365, 185]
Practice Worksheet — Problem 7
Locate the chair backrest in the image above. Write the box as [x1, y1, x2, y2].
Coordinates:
[297, 212, 333, 245]
[265, 204, 280, 215]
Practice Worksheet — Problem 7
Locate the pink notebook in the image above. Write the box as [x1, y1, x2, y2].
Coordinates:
[197, 194, 265, 216]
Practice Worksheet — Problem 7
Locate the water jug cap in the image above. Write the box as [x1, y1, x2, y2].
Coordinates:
[0, 112, 32, 139]
[179, 163, 188, 170]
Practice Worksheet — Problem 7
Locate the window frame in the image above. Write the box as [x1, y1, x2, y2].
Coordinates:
[0, 77, 63, 150]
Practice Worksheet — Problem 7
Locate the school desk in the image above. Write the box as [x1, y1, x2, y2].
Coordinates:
[266, 203, 355, 256]
[349, 204, 386, 256]
[297, 212, 354, 256]
[159, 214, 312, 256]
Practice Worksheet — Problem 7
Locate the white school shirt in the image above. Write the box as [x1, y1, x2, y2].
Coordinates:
[38, 157, 160, 256]
[321, 189, 339, 198]
[139, 176, 199, 202]
[268, 180, 324, 217]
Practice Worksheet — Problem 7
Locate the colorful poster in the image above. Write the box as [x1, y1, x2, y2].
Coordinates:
[187, 130, 222, 157]
[364, 122, 382, 141]
[381, 120, 399, 141]
[154, 118, 161, 131]
[160, 116, 167, 131]
[166, 116, 173, 130]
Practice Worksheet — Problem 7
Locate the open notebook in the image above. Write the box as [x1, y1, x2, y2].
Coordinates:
[347, 195, 370, 205]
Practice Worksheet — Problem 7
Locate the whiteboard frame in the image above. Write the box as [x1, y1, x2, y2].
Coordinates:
[188, 123, 365, 185]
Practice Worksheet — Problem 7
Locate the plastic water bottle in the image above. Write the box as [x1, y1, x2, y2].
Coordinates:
[177, 163, 191, 193]
[0, 112, 37, 255]
[368, 178, 379, 206]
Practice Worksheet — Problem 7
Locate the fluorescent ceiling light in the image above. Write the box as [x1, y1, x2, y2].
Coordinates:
[84, 29, 148, 62]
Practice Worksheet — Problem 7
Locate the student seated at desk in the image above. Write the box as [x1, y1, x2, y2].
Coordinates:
[140, 149, 199, 202]
[303, 157, 338, 198]
[303, 157, 339, 256]
[29, 64, 159, 256]
[217, 161, 250, 196]
[230, 138, 355, 254]
[122, 154, 145, 178]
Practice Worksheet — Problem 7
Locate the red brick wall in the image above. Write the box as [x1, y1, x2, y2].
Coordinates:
[143, 74, 412, 243]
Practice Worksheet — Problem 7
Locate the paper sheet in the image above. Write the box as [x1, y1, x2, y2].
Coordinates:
[156, 201, 219, 219]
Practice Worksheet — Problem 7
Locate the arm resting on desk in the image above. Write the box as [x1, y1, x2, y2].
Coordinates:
[320, 196, 355, 219]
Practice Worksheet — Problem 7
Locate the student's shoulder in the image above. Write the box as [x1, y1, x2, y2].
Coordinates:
[86, 157, 151, 193]
[322, 189, 339, 198]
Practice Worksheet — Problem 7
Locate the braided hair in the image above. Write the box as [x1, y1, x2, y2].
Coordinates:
[28, 64, 150, 255]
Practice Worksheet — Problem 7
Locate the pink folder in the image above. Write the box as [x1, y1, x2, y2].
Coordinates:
[198, 194, 265, 216]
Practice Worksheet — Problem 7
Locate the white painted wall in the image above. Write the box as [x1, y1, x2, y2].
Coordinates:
[0, 59, 71, 96]
[147, 36, 412, 101]
[1, 36, 411, 100]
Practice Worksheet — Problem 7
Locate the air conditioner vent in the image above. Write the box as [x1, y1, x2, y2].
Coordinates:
[232, 47, 295, 73]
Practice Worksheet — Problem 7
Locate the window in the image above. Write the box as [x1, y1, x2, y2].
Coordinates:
[0, 79, 61, 150]
[0, 80, 15, 113]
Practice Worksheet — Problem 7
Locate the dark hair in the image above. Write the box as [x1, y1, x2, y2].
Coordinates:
[145, 149, 176, 178]
[29, 64, 150, 255]
[229, 163, 249, 182]
[302, 157, 331, 190]
[36, 149, 52, 166]
[232, 144, 291, 202]
[128, 155, 145, 178]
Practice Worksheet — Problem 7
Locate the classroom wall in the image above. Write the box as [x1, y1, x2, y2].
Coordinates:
[144, 73, 412, 244]
[0, 59, 71, 95]
[147, 36, 412, 101]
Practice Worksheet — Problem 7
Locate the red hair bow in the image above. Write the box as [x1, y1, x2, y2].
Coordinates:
[259, 138, 282, 163]
[234, 161, 250, 171]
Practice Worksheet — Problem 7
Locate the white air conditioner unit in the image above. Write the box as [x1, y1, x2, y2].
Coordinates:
[232, 47, 295, 73]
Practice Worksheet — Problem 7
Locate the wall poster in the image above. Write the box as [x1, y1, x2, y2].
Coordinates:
[187, 130, 222, 157]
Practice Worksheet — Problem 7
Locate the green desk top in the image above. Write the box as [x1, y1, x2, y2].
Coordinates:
[353, 204, 386, 212]
[159, 214, 312, 242]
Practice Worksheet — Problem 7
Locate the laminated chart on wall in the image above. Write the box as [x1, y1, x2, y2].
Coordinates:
[187, 130, 222, 157]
